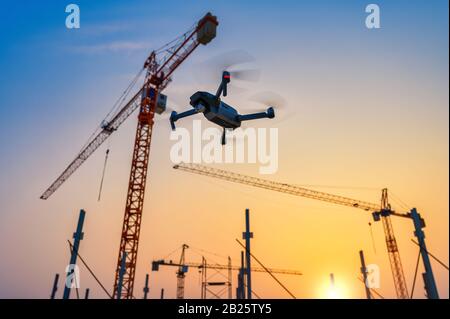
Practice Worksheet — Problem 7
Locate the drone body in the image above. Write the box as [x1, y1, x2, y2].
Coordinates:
[170, 71, 275, 144]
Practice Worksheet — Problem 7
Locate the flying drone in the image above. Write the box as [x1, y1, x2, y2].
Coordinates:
[169, 71, 275, 145]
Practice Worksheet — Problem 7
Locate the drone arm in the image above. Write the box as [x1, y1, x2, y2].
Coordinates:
[215, 71, 231, 98]
[215, 82, 226, 98]
[216, 82, 227, 98]
[170, 104, 206, 130]
[237, 107, 275, 122]
[170, 109, 196, 130]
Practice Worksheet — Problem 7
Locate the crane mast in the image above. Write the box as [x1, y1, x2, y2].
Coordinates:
[112, 53, 158, 299]
[173, 163, 410, 298]
[176, 244, 189, 299]
[378, 189, 409, 298]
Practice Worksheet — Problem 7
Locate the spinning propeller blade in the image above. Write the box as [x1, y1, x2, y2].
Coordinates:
[248, 91, 287, 110]
[194, 50, 261, 94]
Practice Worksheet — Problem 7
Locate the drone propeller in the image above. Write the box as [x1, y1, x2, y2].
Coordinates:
[194, 50, 261, 94]
[248, 91, 287, 110]
[243, 91, 295, 125]
[230, 68, 261, 82]
[207, 50, 255, 68]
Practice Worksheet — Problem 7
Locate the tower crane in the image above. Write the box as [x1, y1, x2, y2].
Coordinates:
[152, 259, 303, 276]
[39, 12, 218, 299]
[176, 244, 189, 299]
[152, 254, 302, 299]
[173, 163, 440, 299]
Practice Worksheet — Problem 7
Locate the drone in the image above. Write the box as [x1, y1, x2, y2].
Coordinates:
[169, 71, 275, 144]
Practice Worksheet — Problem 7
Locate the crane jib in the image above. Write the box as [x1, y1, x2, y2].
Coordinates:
[39, 89, 142, 200]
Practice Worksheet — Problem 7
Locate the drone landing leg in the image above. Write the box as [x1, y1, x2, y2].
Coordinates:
[221, 127, 226, 145]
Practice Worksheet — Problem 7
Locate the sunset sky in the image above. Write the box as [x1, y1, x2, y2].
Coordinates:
[0, 0, 448, 299]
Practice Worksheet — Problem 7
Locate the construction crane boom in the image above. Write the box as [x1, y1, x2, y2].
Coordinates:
[40, 12, 219, 201]
[173, 164, 408, 217]
[173, 163, 409, 299]
[152, 259, 303, 276]
[39, 16, 208, 201]
[40, 90, 142, 200]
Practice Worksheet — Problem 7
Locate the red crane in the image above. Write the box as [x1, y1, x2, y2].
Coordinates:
[40, 12, 218, 299]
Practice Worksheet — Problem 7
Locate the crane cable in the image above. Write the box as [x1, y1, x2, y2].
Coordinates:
[154, 19, 197, 55]
[188, 248, 229, 285]
[368, 222, 377, 254]
[356, 277, 385, 299]
[190, 245, 228, 260]
[388, 190, 411, 212]
[104, 68, 144, 124]
[77, 67, 144, 156]
[67, 240, 114, 299]
[410, 248, 421, 299]
[235, 239, 296, 299]
[190, 247, 261, 299]
[411, 239, 449, 270]
[160, 245, 184, 262]
[66, 241, 81, 299]
[97, 148, 110, 201]
[409, 239, 449, 299]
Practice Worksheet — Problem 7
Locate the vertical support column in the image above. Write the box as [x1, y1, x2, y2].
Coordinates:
[63, 209, 86, 300]
[242, 208, 253, 299]
[117, 251, 127, 299]
[236, 254, 241, 299]
[359, 250, 371, 299]
[84, 288, 90, 299]
[227, 256, 232, 299]
[410, 208, 439, 299]
[237, 251, 246, 299]
[143, 274, 149, 299]
[50, 273, 59, 299]
[201, 257, 207, 299]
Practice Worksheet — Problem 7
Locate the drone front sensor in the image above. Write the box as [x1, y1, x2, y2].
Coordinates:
[169, 71, 275, 144]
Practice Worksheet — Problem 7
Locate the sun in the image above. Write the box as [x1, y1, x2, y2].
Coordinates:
[326, 287, 346, 299]
[319, 276, 349, 299]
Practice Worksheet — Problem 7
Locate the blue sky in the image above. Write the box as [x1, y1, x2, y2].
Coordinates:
[1, 0, 447, 176]
[0, 1, 448, 298]
[0, 0, 447, 150]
